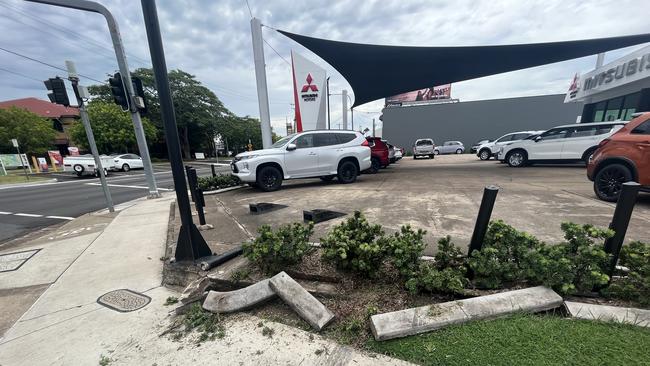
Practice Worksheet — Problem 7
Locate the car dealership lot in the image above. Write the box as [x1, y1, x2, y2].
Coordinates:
[213, 154, 650, 255]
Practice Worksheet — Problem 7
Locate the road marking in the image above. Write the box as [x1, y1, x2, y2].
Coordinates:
[45, 215, 74, 220]
[0, 211, 11, 215]
[86, 182, 172, 191]
[14, 213, 43, 218]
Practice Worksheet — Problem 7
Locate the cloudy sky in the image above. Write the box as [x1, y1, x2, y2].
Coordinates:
[1, 0, 649, 136]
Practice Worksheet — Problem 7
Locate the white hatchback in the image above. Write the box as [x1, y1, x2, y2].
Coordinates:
[231, 130, 372, 191]
[112, 154, 144, 172]
[497, 121, 627, 167]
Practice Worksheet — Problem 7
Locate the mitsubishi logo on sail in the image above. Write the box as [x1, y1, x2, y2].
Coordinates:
[301, 73, 319, 92]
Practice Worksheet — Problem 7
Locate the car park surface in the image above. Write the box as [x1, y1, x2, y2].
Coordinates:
[213, 154, 650, 256]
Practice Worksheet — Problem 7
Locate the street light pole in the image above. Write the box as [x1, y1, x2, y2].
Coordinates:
[26, 0, 160, 198]
[326, 77, 331, 130]
[141, 0, 211, 262]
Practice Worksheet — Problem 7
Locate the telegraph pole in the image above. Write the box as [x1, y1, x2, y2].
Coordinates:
[26, 0, 159, 198]
[66, 61, 114, 212]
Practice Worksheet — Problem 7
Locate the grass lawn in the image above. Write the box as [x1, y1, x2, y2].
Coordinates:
[366, 314, 650, 365]
[0, 174, 49, 185]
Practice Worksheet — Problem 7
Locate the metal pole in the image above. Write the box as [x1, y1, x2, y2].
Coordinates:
[26, 0, 159, 198]
[196, 188, 206, 226]
[604, 182, 640, 276]
[250, 17, 273, 148]
[351, 106, 354, 131]
[326, 77, 331, 130]
[141, 0, 211, 261]
[468, 185, 500, 255]
[211, 164, 216, 178]
[14, 144, 29, 181]
[342, 89, 348, 130]
[66, 60, 114, 212]
[372, 118, 376, 137]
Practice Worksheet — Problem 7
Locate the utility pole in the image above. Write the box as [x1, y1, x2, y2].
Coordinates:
[326, 77, 331, 129]
[342, 89, 348, 130]
[250, 17, 273, 149]
[26, 0, 159, 198]
[66, 60, 114, 212]
[141, 0, 211, 262]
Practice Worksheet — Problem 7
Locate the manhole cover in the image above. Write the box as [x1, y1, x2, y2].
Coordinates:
[97, 289, 151, 312]
[0, 249, 40, 272]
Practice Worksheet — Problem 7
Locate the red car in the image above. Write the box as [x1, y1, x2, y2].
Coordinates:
[365, 137, 389, 173]
[588, 112, 650, 201]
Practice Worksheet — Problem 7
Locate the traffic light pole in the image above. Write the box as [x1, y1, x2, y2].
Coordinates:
[26, 0, 160, 199]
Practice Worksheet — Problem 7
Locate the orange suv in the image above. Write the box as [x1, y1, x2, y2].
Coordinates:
[588, 112, 650, 201]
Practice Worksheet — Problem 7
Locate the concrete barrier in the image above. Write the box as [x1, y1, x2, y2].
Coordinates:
[565, 301, 650, 327]
[202, 279, 276, 313]
[269, 271, 335, 331]
[370, 286, 563, 341]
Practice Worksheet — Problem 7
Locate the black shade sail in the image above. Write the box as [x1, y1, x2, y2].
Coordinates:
[278, 30, 650, 107]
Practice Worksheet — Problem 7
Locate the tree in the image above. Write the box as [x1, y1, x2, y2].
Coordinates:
[0, 107, 56, 154]
[69, 101, 157, 154]
[88, 68, 232, 158]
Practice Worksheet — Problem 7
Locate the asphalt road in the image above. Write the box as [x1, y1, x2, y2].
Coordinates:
[0, 163, 231, 244]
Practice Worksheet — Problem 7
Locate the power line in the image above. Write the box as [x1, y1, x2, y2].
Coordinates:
[0, 46, 106, 84]
[244, 0, 253, 18]
[0, 66, 42, 82]
[263, 38, 291, 66]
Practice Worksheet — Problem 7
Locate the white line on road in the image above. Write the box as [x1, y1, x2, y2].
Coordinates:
[45, 215, 74, 220]
[14, 213, 43, 218]
[85, 183, 172, 191]
[0, 211, 11, 215]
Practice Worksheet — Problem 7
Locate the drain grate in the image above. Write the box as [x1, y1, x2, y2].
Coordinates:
[0, 249, 40, 272]
[249, 202, 288, 215]
[97, 289, 151, 312]
[303, 209, 346, 224]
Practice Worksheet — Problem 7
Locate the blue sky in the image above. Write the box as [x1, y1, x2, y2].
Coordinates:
[1, 0, 649, 135]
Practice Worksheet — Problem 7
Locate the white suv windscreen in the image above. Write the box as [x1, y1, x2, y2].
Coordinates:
[416, 140, 433, 146]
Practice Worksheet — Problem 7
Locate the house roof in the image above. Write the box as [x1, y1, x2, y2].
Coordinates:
[0, 97, 79, 118]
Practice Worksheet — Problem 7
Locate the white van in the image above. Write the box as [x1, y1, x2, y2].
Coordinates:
[497, 121, 627, 167]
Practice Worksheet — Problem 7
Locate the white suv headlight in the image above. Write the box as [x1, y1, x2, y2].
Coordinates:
[238, 155, 258, 160]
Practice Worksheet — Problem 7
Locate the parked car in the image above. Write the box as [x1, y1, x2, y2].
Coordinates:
[434, 141, 465, 155]
[413, 138, 435, 159]
[588, 113, 650, 201]
[497, 121, 627, 167]
[63, 155, 113, 177]
[112, 154, 143, 172]
[231, 130, 371, 191]
[470, 139, 491, 153]
[476, 131, 542, 161]
[386, 142, 397, 163]
[366, 137, 390, 173]
[394, 146, 403, 161]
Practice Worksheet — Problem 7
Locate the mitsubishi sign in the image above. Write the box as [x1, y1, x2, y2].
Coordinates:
[565, 45, 650, 103]
[291, 51, 326, 131]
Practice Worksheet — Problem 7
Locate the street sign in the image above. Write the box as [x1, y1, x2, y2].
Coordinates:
[11, 138, 18, 148]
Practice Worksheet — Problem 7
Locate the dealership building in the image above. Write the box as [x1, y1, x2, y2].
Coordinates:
[382, 44, 650, 150]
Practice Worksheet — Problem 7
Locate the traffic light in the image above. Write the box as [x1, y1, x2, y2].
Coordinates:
[44, 77, 70, 106]
[109, 72, 129, 109]
[131, 76, 147, 115]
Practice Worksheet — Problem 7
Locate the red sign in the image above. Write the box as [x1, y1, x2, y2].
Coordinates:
[48, 150, 63, 166]
[386, 84, 452, 105]
[68, 146, 80, 156]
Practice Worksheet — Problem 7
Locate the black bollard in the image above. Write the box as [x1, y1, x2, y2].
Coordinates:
[196, 188, 206, 225]
[468, 185, 500, 256]
[604, 182, 640, 277]
[186, 166, 197, 202]
[211, 163, 216, 178]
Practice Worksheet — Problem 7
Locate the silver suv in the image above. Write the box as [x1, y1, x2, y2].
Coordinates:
[413, 138, 435, 159]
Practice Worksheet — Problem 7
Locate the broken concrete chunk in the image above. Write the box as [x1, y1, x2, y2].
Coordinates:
[203, 279, 276, 313]
[370, 286, 563, 341]
[269, 271, 335, 331]
[179, 276, 212, 305]
[565, 301, 650, 327]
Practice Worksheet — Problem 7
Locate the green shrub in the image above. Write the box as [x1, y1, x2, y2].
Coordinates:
[320, 211, 386, 277]
[385, 225, 427, 277]
[405, 236, 468, 295]
[468, 220, 544, 289]
[243, 222, 314, 273]
[435, 235, 465, 269]
[197, 174, 241, 191]
[603, 241, 650, 305]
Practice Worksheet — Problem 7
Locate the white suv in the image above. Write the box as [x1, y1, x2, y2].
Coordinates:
[497, 121, 627, 167]
[231, 130, 371, 191]
[476, 131, 543, 160]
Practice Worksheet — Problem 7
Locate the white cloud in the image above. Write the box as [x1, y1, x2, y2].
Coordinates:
[1, 0, 649, 137]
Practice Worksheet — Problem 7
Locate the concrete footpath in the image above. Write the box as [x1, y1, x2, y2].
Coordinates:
[0, 195, 410, 365]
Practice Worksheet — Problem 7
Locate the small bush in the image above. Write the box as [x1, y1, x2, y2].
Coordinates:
[603, 241, 650, 305]
[405, 236, 468, 295]
[197, 174, 241, 191]
[385, 225, 427, 277]
[321, 211, 386, 277]
[243, 222, 314, 273]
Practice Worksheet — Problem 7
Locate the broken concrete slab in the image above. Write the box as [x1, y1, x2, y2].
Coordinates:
[565, 301, 650, 327]
[178, 276, 212, 305]
[203, 279, 276, 313]
[370, 286, 563, 341]
[269, 271, 335, 331]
